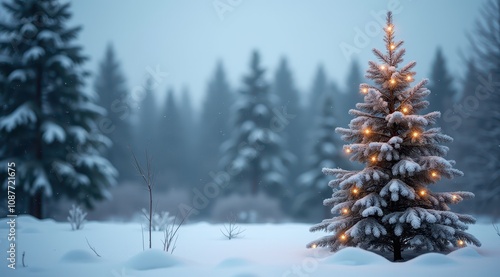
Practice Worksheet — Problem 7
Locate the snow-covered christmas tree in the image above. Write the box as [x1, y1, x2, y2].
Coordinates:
[220, 51, 293, 198]
[307, 12, 480, 261]
[0, 0, 117, 218]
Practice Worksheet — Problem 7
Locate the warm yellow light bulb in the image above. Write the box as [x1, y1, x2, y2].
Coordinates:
[390, 79, 396, 84]
[431, 171, 438, 178]
[345, 148, 352, 154]
[452, 195, 458, 200]
[340, 234, 347, 240]
[390, 44, 396, 50]
[402, 107, 408, 113]
[380, 65, 386, 70]
[412, 131, 419, 138]
[311, 244, 317, 249]
[352, 188, 359, 194]
[371, 156, 377, 162]
[406, 75, 412, 81]
[458, 240, 464, 246]
[342, 208, 349, 214]
[364, 129, 371, 135]
[420, 190, 426, 196]
[362, 88, 368, 94]
[387, 25, 393, 31]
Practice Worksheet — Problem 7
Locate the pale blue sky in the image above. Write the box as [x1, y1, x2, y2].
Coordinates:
[67, 0, 485, 109]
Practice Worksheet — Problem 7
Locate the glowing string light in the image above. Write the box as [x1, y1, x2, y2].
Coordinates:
[390, 44, 396, 50]
[362, 88, 368, 94]
[345, 148, 352, 154]
[420, 190, 426, 196]
[402, 107, 409, 113]
[340, 234, 347, 241]
[458, 240, 464, 246]
[412, 131, 419, 138]
[342, 208, 349, 214]
[390, 79, 396, 85]
[352, 188, 359, 194]
[371, 156, 377, 162]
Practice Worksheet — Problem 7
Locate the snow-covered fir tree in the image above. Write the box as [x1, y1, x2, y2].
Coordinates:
[94, 43, 132, 181]
[296, 95, 342, 220]
[198, 61, 233, 183]
[460, 0, 500, 216]
[220, 51, 293, 197]
[307, 12, 480, 261]
[157, 88, 187, 188]
[273, 57, 304, 185]
[427, 47, 455, 128]
[0, 0, 117, 218]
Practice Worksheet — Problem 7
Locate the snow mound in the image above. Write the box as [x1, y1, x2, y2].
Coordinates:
[124, 249, 183, 270]
[408, 253, 456, 265]
[60, 249, 100, 263]
[448, 247, 482, 258]
[232, 273, 259, 277]
[217, 257, 253, 267]
[323, 247, 390, 265]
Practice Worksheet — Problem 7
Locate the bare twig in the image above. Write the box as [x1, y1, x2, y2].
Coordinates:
[221, 213, 245, 240]
[22, 251, 26, 267]
[162, 209, 191, 254]
[85, 237, 101, 257]
[131, 149, 155, 249]
[140, 223, 145, 251]
[493, 223, 500, 237]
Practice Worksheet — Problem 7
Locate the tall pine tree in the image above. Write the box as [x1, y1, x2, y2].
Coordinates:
[198, 61, 232, 183]
[135, 78, 158, 150]
[427, 47, 455, 128]
[296, 95, 342, 220]
[94, 43, 132, 181]
[338, 59, 363, 128]
[220, 51, 292, 197]
[307, 12, 480, 261]
[0, 0, 117, 218]
[461, 0, 500, 215]
[273, 57, 302, 183]
[157, 88, 186, 188]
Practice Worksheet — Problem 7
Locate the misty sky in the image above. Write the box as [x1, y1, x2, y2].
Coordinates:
[67, 0, 485, 110]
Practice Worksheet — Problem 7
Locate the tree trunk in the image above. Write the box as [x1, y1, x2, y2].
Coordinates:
[29, 190, 43, 219]
[393, 237, 403, 261]
[30, 64, 44, 219]
[251, 176, 258, 195]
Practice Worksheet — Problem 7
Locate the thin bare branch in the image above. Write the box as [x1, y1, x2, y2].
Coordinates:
[85, 237, 101, 258]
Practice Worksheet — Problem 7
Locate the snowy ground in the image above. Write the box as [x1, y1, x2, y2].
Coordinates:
[0, 216, 499, 277]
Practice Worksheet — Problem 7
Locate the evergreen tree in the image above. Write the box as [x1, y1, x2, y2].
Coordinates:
[198, 61, 232, 183]
[157, 88, 185, 188]
[0, 0, 117, 218]
[220, 51, 292, 197]
[307, 12, 480, 261]
[308, 64, 329, 121]
[273, 57, 302, 182]
[461, 0, 500, 215]
[94, 43, 132, 181]
[296, 95, 342, 220]
[338, 59, 363, 127]
[427, 47, 455, 128]
[180, 86, 195, 183]
[135, 78, 158, 150]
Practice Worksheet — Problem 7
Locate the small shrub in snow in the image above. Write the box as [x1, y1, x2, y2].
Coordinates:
[220, 213, 245, 240]
[68, 204, 87, 231]
[494, 223, 500, 237]
[141, 209, 174, 231]
[162, 212, 188, 254]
